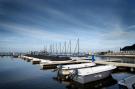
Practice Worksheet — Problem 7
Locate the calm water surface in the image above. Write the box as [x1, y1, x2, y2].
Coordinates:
[0, 56, 134, 89]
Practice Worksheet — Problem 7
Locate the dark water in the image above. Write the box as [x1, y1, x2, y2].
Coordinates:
[0, 56, 134, 89]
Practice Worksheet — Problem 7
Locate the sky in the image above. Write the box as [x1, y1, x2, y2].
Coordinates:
[0, 0, 135, 52]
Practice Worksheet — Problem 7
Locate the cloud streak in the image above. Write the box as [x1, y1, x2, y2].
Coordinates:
[0, 0, 135, 52]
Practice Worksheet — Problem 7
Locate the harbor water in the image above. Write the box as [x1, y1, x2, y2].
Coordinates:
[0, 56, 134, 89]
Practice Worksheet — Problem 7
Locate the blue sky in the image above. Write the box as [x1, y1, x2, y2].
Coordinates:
[0, 0, 135, 52]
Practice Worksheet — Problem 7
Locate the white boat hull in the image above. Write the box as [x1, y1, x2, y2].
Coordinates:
[58, 63, 96, 76]
[74, 70, 112, 84]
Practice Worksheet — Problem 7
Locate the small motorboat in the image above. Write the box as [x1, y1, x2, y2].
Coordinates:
[57, 62, 96, 76]
[118, 75, 135, 89]
[73, 65, 116, 84]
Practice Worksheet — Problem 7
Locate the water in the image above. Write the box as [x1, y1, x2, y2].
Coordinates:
[0, 56, 134, 89]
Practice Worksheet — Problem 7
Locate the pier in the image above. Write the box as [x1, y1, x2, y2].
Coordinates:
[20, 55, 135, 71]
[40, 60, 88, 69]
[95, 61, 135, 68]
[94, 61, 135, 72]
[31, 58, 41, 64]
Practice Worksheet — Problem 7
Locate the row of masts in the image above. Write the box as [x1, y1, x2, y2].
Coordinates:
[43, 38, 80, 56]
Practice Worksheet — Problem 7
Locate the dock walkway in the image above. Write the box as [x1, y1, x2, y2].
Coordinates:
[95, 61, 135, 68]
[20, 55, 135, 70]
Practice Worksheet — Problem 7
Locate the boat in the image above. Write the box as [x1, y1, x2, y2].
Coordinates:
[57, 62, 96, 76]
[66, 76, 117, 89]
[73, 65, 116, 84]
[118, 75, 135, 89]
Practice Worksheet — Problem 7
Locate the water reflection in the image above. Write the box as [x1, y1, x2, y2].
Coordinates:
[53, 76, 117, 89]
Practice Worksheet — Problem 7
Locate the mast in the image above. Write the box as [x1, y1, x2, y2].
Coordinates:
[56, 43, 57, 54]
[59, 42, 61, 55]
[50, 44, 52, 54]
[52, 43, 54, 55]
[65, 41, 66, 55]
[77, 38, 79, 56]
[69, 40, 71, 56]
[46, 45, 48, 53]
[44, 45, 46, 52]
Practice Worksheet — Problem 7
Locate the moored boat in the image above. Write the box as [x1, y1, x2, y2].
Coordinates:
[118, 75, 135, 89]
[73, 65, 116, 84]
[57, 62, 96, 75]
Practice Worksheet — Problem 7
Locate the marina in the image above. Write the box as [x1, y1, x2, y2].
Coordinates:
[0, 0, 135, 89]
[19, 55, 135, 87]
[20, 55, 135, 71]
[0, 56, 135, 89]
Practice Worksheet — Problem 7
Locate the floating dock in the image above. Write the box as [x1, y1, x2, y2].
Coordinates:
[94, 61, 135, 72]
[20, 55, 135, 71]
[40, 60, 88, 69]
[31, 58, 41, 64]
[95, 61, 135, 68]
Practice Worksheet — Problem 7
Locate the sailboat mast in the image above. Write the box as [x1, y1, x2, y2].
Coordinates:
[77, 38, 79, 56]
[59, 42, 61, 54]
[50, 44, 52, 54]
[56, 43, 57, 54]
[69, 40, 71, 56]
[65, 41, 66, 55]
[52, 43, 54, 54]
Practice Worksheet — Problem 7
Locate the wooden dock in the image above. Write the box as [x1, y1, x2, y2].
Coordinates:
[41, 60, 135, 69]
[94, 61, 135, 72]
[40, 60, 89, 69]
[95, 61, 135, 68]
[20, 55, 135, 71]
[31, 58, 41, 64]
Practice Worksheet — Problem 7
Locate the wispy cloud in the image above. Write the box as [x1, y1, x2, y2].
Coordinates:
[0, 23, 73, 41]
[0, 0, 135, 52]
